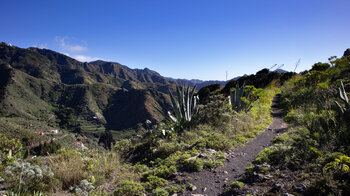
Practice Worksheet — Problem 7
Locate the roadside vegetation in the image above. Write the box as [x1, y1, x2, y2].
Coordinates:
[0, 70, 282, 195]
[225, 49, 350, 195]
[2, 45, 349, 195]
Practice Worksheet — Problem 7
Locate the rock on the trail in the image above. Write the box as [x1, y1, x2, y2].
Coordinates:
[273, 182, 284, 190]
[242, 188, 257, 195]
[293, 183, 306, 193]
[191, 185, 197, 191]
[174, 175, 185, 183]
[251, 172, 269, 182]
[191, 194, 207, 196]
[282, 193, 295, 196]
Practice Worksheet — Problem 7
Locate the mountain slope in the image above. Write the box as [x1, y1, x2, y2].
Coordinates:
[0, 42, 175, 134]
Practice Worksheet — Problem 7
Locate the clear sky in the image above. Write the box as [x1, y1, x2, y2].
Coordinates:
[1, 0, 350, 80]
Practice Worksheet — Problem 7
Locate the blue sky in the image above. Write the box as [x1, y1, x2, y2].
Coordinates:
[1, 0, 350, 80]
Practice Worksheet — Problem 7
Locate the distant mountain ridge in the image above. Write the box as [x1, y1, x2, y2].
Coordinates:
[0, 42, 176, 134]
[166, 77, 228, 90]
[166, 68, 287, 90]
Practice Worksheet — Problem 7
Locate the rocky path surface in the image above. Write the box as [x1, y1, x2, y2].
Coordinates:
[183, 94, 288, 196]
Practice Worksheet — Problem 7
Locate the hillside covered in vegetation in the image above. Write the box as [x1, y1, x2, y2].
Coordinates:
[0, 43, 349, 195]
[0, 42, 179, 141]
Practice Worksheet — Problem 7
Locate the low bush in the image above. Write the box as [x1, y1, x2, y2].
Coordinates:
[114, 180, 145, 196]
[4, 161, 56, 192]
[230, 181, 244, 189]
[183, 158, 204, 172]
[49, 148, 85, 189]
[70, 179, 94, 195]
[152, 188, 169, 196]
[143, 175, 168, 190]
[142, 165, 176, 179]
[32, 140, 61, 156]
[0, 133, 23, 164]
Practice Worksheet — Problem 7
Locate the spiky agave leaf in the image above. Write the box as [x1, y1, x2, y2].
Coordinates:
[177, 86, 185, 120]
[229, 81, 252, 111]
[184, 86, 190, 121]
[169, 90, 181, 121]
[188, 85, 197, 121]
[168, 85, 199, 124]
[335, 101, 344, 114]
[339, 81, 348, 103]
[168, 111, 177, 122]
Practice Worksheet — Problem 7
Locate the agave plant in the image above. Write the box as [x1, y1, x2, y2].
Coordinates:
[168, 85, 199, 123]
[229, 81, 252, 112]
[335, 80, 350, 121]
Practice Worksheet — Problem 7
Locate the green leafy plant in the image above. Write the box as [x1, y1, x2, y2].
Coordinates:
[335, 81, 350, 119]
[324, 155, 350, 173]
[168, 85, 199, 125]
[229, 81, 253, 112]
[0, 134, 23, 164]
[230, 181, 245, 189]
[70, 179, 94, 195]
[152, 188, 169, 196]
[143, 175, 168, 190]
[114, 180, 145, 196]
[183, 158, 204, 172]
[5, 161, 55, 192]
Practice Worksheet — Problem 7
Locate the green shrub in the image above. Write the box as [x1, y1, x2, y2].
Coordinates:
[230, 181, 244, 189]
[142, 165, 176, 179]
[154, 141, 182, 159]
[254, 145, 288, 164]
[115, 139, 132, 156]
[164, 185, 185, 194]
[32, 140, 61, 156]
[272, 133, 289, 144]
[49, 148, 85, 189]
[246, 162, 255, 173]
[322, 152, 343, 166]
[143, 175, 168, 190]
[70, 179, 94, 195]
[183, 158, 204, 172]
[197, 132, 231, 151]
[324, 155, 350, 173]
[4, 161, 55, 192]
[114, 180, 145, 196]
[204, 160, 223, 169]
[160, 150, 191, 167]
[195, 95, 233, 127]
[0, 134, 23, 164]
[152, 188, 169, 196]
[204, 160, 214, 169]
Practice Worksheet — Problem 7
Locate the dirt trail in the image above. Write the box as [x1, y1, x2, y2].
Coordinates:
[184, 94, 288, 196]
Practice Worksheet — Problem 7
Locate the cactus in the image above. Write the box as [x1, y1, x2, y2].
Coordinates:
[229, 81, 252, 112]
[168, 85, 199, 123]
